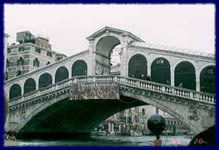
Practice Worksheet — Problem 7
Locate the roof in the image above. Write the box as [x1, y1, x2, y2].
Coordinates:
[86, 26, 144, 42]
[131, 41, 215, 59]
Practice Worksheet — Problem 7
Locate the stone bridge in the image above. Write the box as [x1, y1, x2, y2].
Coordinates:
[5, 75, 215, 138]
[4, 26, 215, 138]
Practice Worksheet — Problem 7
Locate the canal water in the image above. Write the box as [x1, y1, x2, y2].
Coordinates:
[19, 135, 191, 146]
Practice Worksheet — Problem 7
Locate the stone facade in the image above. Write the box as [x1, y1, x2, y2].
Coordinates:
[5, 31, 67, 80]
[4, 33, 9, 73]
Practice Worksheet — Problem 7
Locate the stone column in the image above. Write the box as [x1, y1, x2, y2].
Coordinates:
[35, 76, 39, 90]
[196, 70, 200, 92]
[147, 58, 152, 77]
[88, 39, 95, 76]
[120, 34, 128, 77]
[170, 66, 175, 86]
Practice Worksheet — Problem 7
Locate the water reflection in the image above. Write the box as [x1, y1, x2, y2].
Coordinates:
[20, 135, 191, 146]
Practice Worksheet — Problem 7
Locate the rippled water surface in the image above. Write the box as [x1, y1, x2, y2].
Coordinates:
[20, 135, 191, 146]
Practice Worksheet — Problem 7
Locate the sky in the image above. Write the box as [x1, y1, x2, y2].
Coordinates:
[4, 4, 215, 57]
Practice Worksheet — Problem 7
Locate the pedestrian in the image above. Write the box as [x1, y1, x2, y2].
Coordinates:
[178, 82, 183, 88]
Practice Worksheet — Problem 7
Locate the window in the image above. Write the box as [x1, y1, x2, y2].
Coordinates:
[18, 47, 25, 52]
[17, 70, 22, 76]
[142, 108, 145, 116]
[6, 59, 10, 67]
[7, 48, 11, 53]
[33, 58, 40, 67]
[17, 57, 24, 66]
[47, 52, 52, 57]
[156, 58, 164, 64]
[35, 48, 41, 53]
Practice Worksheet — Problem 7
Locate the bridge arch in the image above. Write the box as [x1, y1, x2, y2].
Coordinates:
[95, 36, 121, 75]
[128, 54, 147, 80]
[9, 84, 22, 100]
[174, 61, 196, 90]
[200, 65, 215, 93]
[72, 60, 87, 77]
[55, 66, 69, 83]
[39, 73, 53, 89]
[151, 57, 171, 85]
[24, 78, 36, 94]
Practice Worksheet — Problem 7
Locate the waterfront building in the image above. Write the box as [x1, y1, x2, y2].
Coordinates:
[4, 33, 9, 74]
[5, 31, 67, 80]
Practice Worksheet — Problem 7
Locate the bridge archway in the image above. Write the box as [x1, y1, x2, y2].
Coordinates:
[95, 36, 121, 75]
[200, 66, 215, 93]
[39, 73, 52, 89]
[24, 78, 36, 94]
[151, 57, 170, 85]
[128, 54, 147, 80]
[72, 60, 87, 77]
[175, 61, 196, 90]
[9, 84, 21, 100]
[55, 66, 69, 83]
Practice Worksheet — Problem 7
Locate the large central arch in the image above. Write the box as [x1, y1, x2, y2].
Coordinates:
[95, 36, 121, 75]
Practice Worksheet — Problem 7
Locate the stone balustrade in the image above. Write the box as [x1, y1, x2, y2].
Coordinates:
[8, 75, 215, 108]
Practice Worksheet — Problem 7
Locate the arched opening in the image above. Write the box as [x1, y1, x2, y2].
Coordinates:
[95, 36, 121, 75]
[39, 73, 52, 89]
[9, 84, 21, 100]
[151, 58, 170, 85]
[128, 54, 147, 80]
[24, 78, 36, 94]
[175, 61, 196, 90]
[33, 58, 40, 67]
[55, 66, 69, 83]
[72, 60, 87, 77]
[17, 57, 24, 66]
[200, 66, 215, 93]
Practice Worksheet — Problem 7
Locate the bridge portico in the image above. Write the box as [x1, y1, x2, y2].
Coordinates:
[4, 26, 215, 138]
[87, 26, 144, 76]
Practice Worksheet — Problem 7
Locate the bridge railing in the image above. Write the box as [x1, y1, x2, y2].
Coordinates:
[8, 75, 215, 106]
[116, 76, 215, 105]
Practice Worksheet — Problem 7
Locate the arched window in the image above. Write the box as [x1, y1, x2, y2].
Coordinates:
[24, 78, 36, 94]
[128, 54, 147, 80]
[200, 66, 215, 93]
[17, 57, 24, 65]
[9, 84, 21, 100]
[39, 73, 52, 89]
[55, 66, 69, 83]
[151, 58, 170, 85]
[33, 58, 40, 67]
[17, 70, 22, 76]
[175, 61, 196, 90]
[72, 60, 87, 77]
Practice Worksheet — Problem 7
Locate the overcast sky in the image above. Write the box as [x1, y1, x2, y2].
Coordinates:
[4, 4, 215, 56]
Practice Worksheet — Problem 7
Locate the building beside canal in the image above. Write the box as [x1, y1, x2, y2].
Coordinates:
[5, 31, 67, 80]
[4, 33, 9, 73]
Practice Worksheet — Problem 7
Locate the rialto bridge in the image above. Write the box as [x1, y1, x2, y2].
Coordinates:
[4, 27, 215, 138]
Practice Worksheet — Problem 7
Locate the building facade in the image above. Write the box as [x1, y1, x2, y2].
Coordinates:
[4, 33, 9, 74]
[5, 31, 67, 80]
